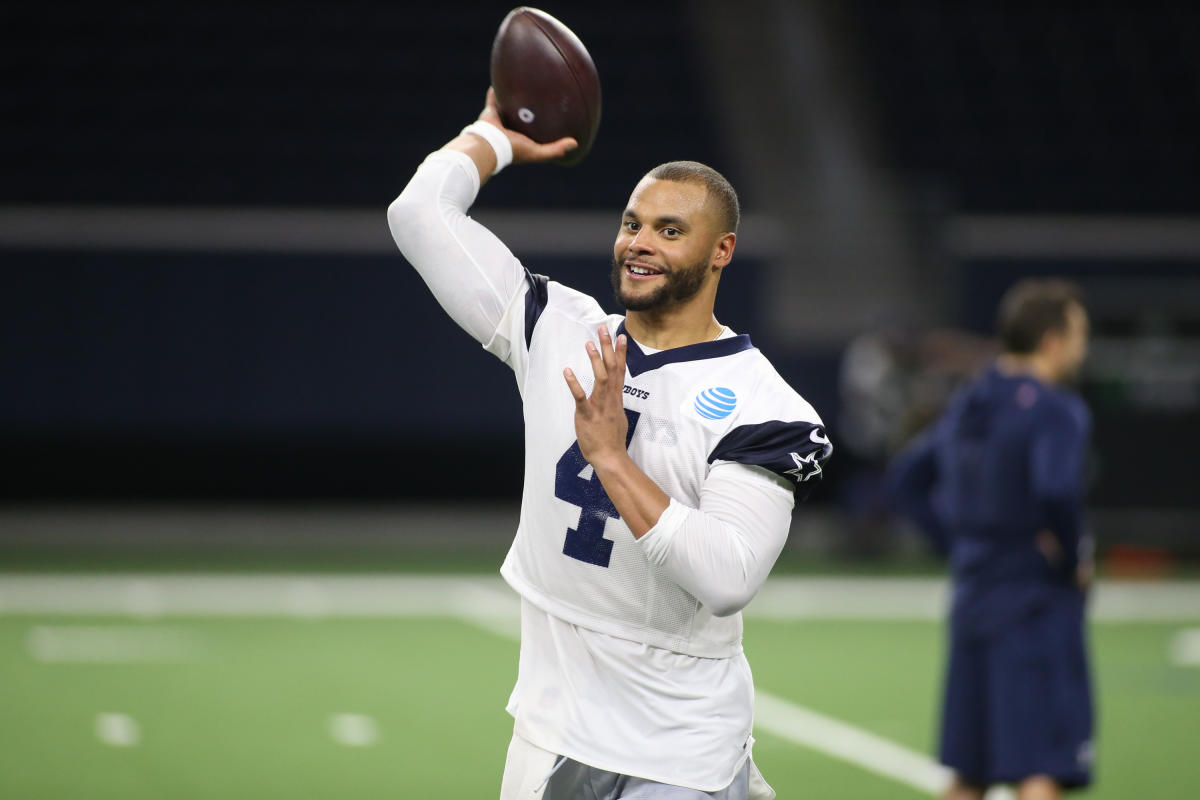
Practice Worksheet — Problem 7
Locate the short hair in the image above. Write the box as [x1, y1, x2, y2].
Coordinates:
[996, 278, 1085, 355]
[645, 161, 740, 234]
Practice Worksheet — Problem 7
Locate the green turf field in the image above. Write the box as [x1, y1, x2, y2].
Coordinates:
[1, 575, 1197, 799]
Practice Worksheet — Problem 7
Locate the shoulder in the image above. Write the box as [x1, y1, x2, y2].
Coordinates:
[1040, 386, 1091, 435]
[680, 346, 822, 429]
[542, 279, 610, 326]
[706, 351, 831, 495]
[522, 277, 613, 350]
[745, 351, 824, 423]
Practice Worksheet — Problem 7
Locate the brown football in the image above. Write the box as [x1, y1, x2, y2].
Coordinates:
[489, 7, 601, 166]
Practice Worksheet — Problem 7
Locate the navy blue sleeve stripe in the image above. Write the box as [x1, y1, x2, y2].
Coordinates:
[708, 420, 833, 498]
[523, 269, 550, 348]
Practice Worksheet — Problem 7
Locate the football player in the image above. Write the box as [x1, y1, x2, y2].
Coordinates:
[388, 89, 831, 800]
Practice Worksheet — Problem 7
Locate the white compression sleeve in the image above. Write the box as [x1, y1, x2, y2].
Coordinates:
[386, 149, 528, 346]
[638, 461, 796, 617]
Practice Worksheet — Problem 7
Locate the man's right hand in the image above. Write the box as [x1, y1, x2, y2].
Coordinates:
[448, 87, 578, 181]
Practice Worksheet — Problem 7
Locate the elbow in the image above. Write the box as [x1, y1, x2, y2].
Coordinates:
[386, 193, 418, 247]
[697, 527, 767, 617]
[1038, 489, 1081, 523]
[704, 585, 756, 618]
[659, 510, 773, 617]
[708, 600, 748, 618]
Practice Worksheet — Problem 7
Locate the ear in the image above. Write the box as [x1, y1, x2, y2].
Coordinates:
[711, 232, 737, 270]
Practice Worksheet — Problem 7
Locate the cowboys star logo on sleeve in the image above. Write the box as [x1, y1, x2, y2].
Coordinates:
[785, 450, 823, 483]
[784, 426, 830, 483]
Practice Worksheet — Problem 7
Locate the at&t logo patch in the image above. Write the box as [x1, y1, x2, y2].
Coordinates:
[694, 387, 737, 420]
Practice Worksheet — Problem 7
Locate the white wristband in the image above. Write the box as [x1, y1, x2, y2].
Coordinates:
[460, 121, 513, 176]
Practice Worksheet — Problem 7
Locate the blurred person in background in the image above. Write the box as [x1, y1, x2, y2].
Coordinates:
[887, 279, 1094, 800]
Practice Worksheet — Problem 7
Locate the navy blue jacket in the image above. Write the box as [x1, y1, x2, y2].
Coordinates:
[888, 365, 1091, 638]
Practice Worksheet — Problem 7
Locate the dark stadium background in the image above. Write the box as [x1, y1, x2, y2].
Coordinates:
[2, 0, 1198, 562]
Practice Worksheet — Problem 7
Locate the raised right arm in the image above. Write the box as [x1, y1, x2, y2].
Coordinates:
[386, 89, 577, 346]
[387, 148, 527, 345]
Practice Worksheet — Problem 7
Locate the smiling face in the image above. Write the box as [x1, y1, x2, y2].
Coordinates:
[610, 177, 733, 313]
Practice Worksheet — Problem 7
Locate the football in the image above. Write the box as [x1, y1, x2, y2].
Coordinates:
[489, 7, 601, 166]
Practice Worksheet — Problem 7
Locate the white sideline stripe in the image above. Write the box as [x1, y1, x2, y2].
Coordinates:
[755, 690, 951, 795]
[750, 577, 950, 619]
[0, 574, 516, 618]
[27, 624, 204, 663]
[1, 574, 1198, 621]
[756, 577, 1200, 622]
[1169, 628, 1200, 666]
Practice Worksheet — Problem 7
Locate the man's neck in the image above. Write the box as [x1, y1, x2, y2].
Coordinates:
[996, 353, 1059, 385]
[623, 308, 724, 350]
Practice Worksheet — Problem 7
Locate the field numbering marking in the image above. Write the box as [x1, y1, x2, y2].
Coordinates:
[329, 713, 379, 747]
[95, 713, 141, 747]
[1169, 628, 1200, 666]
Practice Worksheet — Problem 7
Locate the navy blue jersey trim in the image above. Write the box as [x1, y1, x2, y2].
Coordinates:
[709, 420, 832, 499]
[523, 269, 550, 348]
[616, 320, 754, 377]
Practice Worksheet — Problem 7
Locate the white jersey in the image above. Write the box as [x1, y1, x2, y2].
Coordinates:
[387, 149, 831, 791]
[486, 277, 827, 658]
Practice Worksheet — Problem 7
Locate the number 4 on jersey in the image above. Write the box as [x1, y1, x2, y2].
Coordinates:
[554, 409, 641, 568]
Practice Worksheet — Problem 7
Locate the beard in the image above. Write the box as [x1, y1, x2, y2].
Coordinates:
[610, 256, 710, 312]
